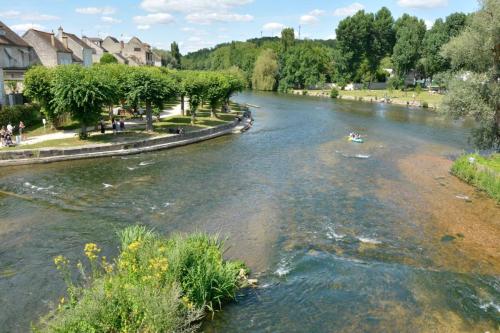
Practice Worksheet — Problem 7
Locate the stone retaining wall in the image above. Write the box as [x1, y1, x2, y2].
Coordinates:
[0, 119, 248, 167]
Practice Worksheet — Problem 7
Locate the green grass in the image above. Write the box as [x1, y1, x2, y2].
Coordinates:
[298, 89, 444, 108]
[35, 226, 248, 332]
[451, 153, 500, 202]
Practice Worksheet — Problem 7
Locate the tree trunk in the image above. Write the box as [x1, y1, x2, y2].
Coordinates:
[80, 123, 87, 138]
[146, 101, 153, 132]
[211, 106, 219, 118]
[181, 95, 185, 116]
[191, 109, 196, 125]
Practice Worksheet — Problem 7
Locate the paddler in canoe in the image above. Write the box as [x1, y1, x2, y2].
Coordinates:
[348, 132, 364, 143]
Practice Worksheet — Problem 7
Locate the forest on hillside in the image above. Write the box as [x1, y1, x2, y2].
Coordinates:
[170, 7, 470, 92]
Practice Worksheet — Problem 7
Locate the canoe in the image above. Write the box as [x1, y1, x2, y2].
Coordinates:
[349, 137, 364, 143]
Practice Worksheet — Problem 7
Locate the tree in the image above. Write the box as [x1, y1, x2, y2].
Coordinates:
[371, 7, 395, 74]
[252, 49, 279, 91]
[126, 68, 177, 131]
[94, 64, 129, 117]
[23, 66, 56, 124]
[281, 28, 295, 52]
[51, 65, 114, 138]
[183, 72, 206, 124]
[221, 68, 245, 112]
[203, 72, 229, 118]
[279, 42, 333, 89]
[99, 53, 118, 64]
[441, 0, 500, 149]
[392, 14, 426, 80]
[170, 42, 181, 68]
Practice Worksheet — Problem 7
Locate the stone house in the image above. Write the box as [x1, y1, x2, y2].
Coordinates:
[0, 21, 37, 106]
[153, 52, 162, 67]
[56, 27, 92, 67]
[23, 29, 77, 67]
[82, 36, 108, 63]
[101, 36, 128, 64]
[101, 36, 154, 66]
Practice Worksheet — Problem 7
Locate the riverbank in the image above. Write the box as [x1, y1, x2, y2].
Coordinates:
[451, 153, 500, 202]
[290, 89, 443, 109]
[0, 117, 252, 166]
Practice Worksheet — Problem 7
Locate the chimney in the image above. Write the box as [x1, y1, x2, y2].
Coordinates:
[120, 40, 124, 50]
[62, 36, 69, 49]
[58, 26, 63, 37]
[50, 32, 55, 47]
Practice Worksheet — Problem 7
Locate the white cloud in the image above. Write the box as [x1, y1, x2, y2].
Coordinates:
[133, 13, 175, 25]
[10, 23, 46, 34]
[0, 10, 21, 19]
[140, 0, 252, 25]
[300, 15, 318, 25]
[186, 12, 253, 24]
[101, 16, 122, 24]
[309, 9, 325, 16]
[75, 7, 116, 15]
[333, 3, 364, 17]
[137, 25, 151, 30]
[262, 22, 285, 31]
[0, 10, 59, 21]
[397, 0, 448, 8]
[140, 0, 253, 13]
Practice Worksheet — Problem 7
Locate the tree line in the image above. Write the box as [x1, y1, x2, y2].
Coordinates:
[179, 7, 469, 91]
[23, 64, 245, 137]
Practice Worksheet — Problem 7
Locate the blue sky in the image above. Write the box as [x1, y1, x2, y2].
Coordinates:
[0, 0, 479, 54]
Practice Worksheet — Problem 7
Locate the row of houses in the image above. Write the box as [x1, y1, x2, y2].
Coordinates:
[0, 20, 162, 106]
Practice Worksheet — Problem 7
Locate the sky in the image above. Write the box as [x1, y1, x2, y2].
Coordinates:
[0, 0, 480, 54]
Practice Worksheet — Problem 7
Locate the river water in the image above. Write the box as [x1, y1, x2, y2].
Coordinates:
[0, 92, 499, 332]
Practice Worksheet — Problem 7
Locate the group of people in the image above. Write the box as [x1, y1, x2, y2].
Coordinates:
[0, 121, 25, 147]
[100, 118, 125, 134]
[349, 132, 361, 140]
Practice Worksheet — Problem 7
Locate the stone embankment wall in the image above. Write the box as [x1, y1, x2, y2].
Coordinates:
[0, 119, 250, 166]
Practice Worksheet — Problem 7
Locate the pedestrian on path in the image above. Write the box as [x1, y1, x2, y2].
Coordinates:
[120, 118, 125, 131]
[7, 123, 13, 135]
[19, 121, 25, 140]
[112, 118, 117, 134]
[100, 119, 106, 134]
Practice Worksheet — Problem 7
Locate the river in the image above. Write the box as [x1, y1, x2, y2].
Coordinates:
[0, 91, 499, 332]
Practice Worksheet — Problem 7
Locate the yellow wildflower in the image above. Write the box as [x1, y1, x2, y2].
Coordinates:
[54, 255, 69, 270]
[101, 256, 113, 273]
[84, 243, 101, 260]
[148, 257, 168, 272]
[127, 241, 141, 252]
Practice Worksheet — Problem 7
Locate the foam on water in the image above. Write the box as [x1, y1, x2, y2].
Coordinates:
[357, 237, 382, 245]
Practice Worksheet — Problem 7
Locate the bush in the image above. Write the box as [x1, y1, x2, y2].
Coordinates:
[330, 87, 339, 99]
[451, 154, 500, 202]
[99, 53, 118, 64]
[0, 103, 42, 129]
[422, 101, 429, 108]
[35, 226, 249, 332]
[302, 90, 308, 96]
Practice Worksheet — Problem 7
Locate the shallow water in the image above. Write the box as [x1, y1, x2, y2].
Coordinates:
[0, 92, 499, 332]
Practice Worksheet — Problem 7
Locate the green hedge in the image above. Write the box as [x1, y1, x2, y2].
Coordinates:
[0, 104, 42, 128]
[451, 153, 500, 202]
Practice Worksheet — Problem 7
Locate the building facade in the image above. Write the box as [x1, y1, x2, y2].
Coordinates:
[0, 20, 37, 106]
[57, 27, 92, 67]
[23, 29, 74, 67]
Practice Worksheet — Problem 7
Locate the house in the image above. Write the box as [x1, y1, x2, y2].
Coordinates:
[82, 36, 108, 63]
[56, 27, 92, 67]
[23, 29, 76, 67]
[0, 21, 36, 106]
[153, 52, 162, 67]
[101, 36, 128, 64]
[121, 37, 154, 66]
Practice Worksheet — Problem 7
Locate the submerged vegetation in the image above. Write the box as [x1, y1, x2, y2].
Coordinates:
[451, 154, 500, 202]
[35, 226, 249, 332]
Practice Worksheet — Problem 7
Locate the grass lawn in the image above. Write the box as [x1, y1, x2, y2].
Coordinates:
[451, 153, 500, 202]
[299, 89, 444, 108]
[2, 132, 157, 150]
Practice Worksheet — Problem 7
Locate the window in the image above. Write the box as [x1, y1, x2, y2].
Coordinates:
[134, 47, 141, 52]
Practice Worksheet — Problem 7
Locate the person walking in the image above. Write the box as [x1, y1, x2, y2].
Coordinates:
[0, 126, 5, 146]
[7, 123, 14, 135]
[19, 121, 25, 141]
[112, 118, 117, 134]
[100, 119, 106, 134]
[119, 118, 125, 131]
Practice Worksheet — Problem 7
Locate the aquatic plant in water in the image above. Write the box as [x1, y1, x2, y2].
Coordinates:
[34, 226, 249, 332]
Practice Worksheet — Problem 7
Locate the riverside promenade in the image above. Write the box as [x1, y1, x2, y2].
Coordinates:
[0, 118, 252, 167]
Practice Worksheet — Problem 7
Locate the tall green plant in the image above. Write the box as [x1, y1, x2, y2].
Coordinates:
[23, 66, 57, 124]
